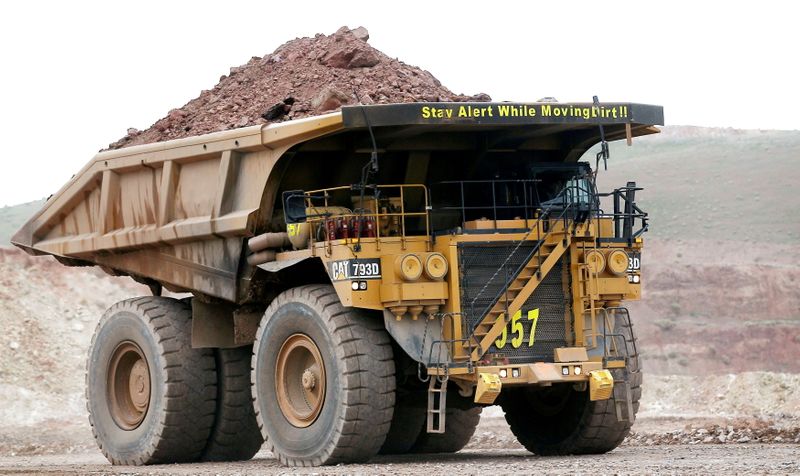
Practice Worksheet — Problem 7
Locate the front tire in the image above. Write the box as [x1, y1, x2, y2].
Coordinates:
[500, 314, 641, 455]
[251, 285, 395, 466]
[86, 297, 217, 465]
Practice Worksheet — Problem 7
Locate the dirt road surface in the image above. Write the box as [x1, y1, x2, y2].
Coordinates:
[1, 445, 798, 475]
[2, 413, 799, 475]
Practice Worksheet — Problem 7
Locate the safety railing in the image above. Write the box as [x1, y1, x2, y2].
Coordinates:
[430, 179, 542, 232]
[464, 179, 595, 324]
[596, 182, 648, 242]
[292, 184, 430, 251]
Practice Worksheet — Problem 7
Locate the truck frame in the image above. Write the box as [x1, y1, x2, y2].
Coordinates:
[13, 101, 663, 466]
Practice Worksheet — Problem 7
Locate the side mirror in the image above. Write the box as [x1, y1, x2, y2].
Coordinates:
[282, 190, 307, 224]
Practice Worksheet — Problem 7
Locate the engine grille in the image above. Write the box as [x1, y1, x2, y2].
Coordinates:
[458, 241, 569, 363]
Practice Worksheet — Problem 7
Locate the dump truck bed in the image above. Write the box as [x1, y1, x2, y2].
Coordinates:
[13, 102, 663, 302]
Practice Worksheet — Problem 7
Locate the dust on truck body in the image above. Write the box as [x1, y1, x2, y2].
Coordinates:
[13, 101, 663, 466]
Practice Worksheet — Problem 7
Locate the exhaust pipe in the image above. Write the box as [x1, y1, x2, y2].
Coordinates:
[247, 232, 290, 265]
[247, 249, 277, 266]
[248, 232, 290, 252]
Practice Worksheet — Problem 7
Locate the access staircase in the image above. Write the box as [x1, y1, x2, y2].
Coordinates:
[464, 226, 574, 361]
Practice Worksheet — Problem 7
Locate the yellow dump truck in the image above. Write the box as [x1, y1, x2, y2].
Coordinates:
[13, 101, 662, 467]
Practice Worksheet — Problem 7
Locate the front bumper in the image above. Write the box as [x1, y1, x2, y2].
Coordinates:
[468, 361, 615, 404]
[478, 360, 604, 385]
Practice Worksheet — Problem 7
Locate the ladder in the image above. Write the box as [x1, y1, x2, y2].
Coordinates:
[613, 369, 635, 423]
[426, 376, 448, 433]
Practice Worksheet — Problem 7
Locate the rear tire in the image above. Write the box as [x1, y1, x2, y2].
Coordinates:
[252, 285, 395, 466]
[500, 314, 641, 455]
[201, 346, 263, 461]
[86, 297, 217, 465]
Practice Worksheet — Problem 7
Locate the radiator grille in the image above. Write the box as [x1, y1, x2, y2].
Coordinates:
[458, 241, 569, 363]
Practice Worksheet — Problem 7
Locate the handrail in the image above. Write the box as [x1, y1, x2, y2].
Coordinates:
[432, 179, 542, 231]
[596, 184, 648, 241]
[300, 183, 430, 250]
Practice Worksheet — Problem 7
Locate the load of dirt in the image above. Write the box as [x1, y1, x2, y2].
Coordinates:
[109, 26, 490, 149]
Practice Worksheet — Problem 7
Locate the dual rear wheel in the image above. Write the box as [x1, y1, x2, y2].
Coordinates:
[86, 297, 262, 465]
[86, 286, 399, 467]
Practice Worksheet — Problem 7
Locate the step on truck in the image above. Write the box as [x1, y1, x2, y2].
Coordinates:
[13, 101, 663, 466]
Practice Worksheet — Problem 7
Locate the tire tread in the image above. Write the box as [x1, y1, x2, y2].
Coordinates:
[251, 284, 395, 466]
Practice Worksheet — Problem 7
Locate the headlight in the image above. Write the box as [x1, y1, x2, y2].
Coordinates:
[607, 250, 629, 275]
[397, 254, 423, 281]
[584, 250, 606, 274]
[424, 253, 449, 280]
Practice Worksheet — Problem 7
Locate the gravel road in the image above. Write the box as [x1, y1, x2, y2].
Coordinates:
[2, 413, 798, 475]
[1, 445, 798, 475]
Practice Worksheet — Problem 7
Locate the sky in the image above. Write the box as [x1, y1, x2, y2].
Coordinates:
[0, 0, 798, 207]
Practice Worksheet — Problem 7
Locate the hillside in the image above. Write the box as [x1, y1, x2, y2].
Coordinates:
[596, 126, 800, 243]
[0, 199, 44, 246]
[595, 126, 800, 374]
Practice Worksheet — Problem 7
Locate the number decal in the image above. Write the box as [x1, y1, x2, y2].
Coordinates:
[495, 325, 507, 349]
[329, 259, 381, 281]
[527, 308, 539, 346]
[493, 308, 540, 350]
[510, 310, 524, 348]
[627, 253, 641, 271]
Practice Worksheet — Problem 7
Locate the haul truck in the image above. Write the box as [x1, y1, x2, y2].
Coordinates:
[13, 101, 663, 467]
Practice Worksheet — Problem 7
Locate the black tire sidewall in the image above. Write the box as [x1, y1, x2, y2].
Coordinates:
[87, 310, 164, 460]
[253, 300, 341, 459]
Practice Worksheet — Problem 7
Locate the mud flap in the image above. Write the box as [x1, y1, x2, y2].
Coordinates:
[383, 310, 446, 365]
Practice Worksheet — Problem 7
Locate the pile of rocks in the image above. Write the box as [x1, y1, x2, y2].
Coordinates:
[110, 26, 490, 149]
[625, 423, 800, 446]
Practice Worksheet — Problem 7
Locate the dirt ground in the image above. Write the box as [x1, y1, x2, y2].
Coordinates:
[1, 423, 798, 475]
[1, 446, 798, 475]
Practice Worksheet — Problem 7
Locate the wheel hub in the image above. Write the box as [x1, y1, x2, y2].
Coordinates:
[275, 334, 326, 428]
[301, 368, 316, 390]
[107, 341, 150, 430]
